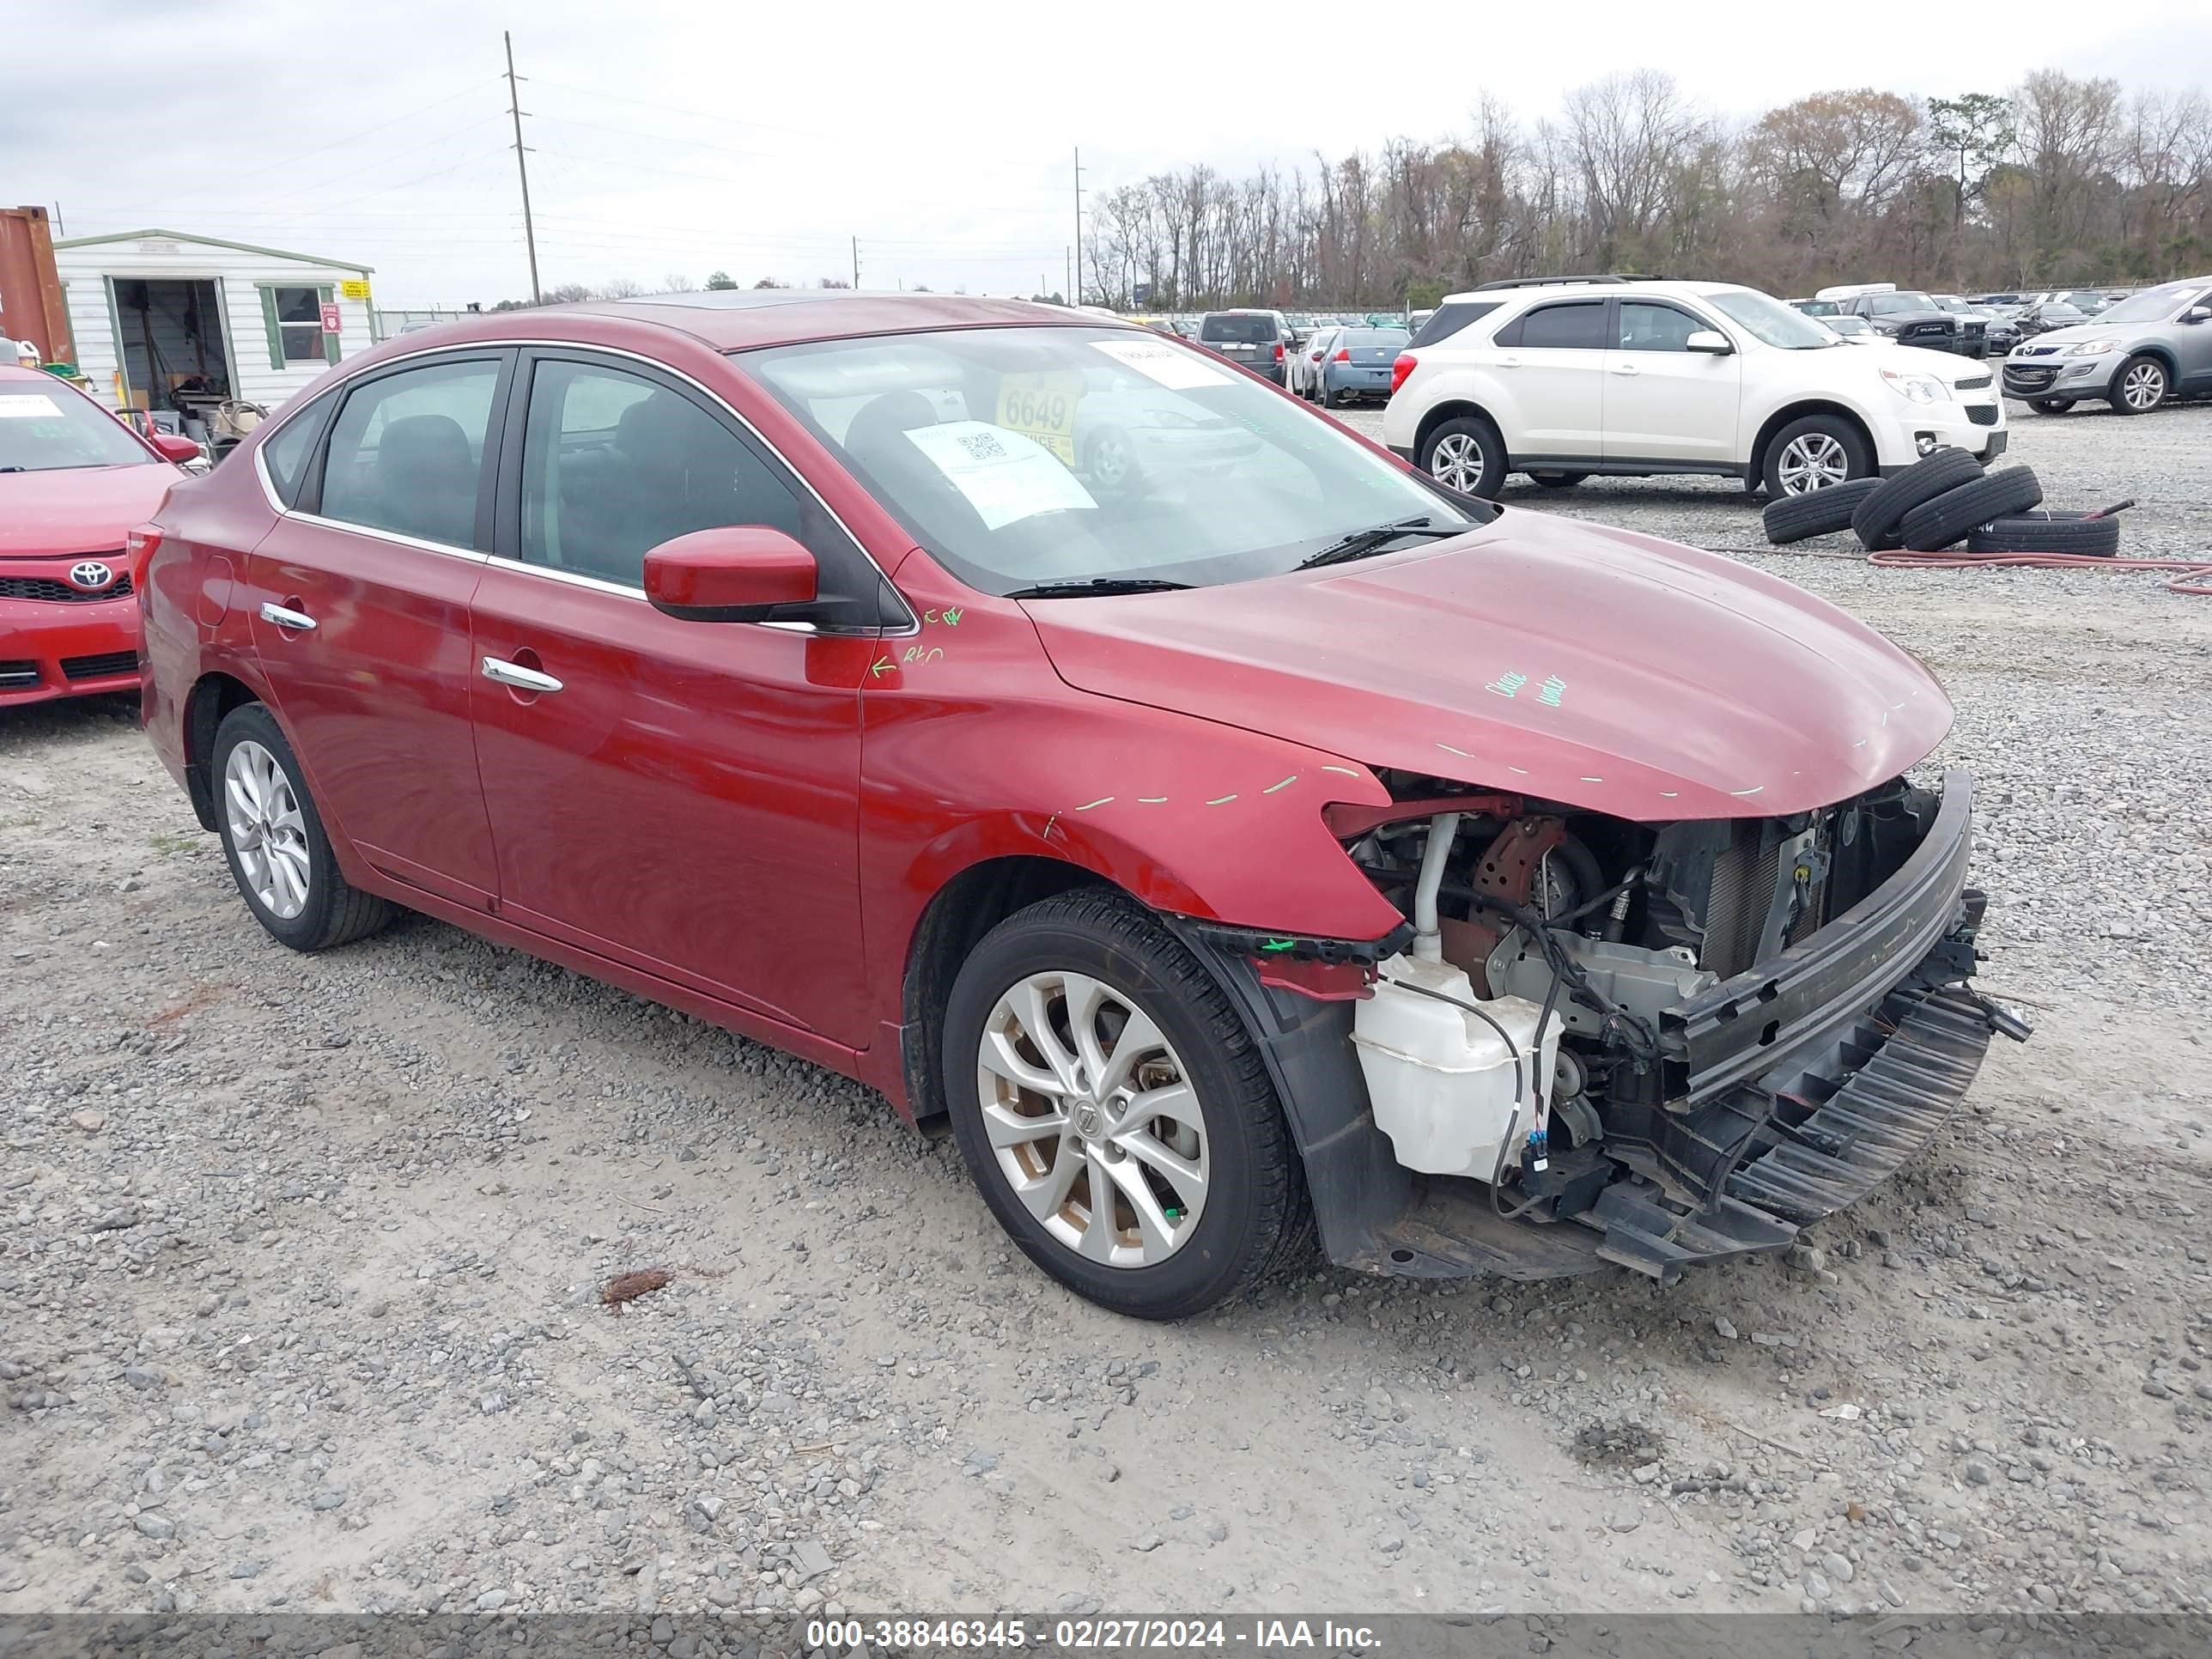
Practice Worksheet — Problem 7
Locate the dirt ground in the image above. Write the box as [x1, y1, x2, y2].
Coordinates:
[3, 408, 2209, 1622]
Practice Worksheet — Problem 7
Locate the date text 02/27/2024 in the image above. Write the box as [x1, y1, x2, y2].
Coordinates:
[805, 1620, 1382, 1651]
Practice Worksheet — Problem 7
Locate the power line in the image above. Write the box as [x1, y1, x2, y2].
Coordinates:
[88, 76, 503, 216]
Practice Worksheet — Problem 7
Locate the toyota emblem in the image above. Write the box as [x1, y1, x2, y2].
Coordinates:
[69, 561, 117, 592]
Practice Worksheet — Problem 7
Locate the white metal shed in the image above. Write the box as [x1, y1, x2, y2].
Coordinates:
[51, 228, 378, 432]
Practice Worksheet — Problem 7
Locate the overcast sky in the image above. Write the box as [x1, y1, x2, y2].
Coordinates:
[15, 0, 2209, 308]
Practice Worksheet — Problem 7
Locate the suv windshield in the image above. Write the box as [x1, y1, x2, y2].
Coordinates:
[744, 325, 1486, 595]
[1198, 314, 1279, 343]
[1706, 289, 1840, 349]
[2094, 282, 2201, 324]
[0, 380, 159, 473]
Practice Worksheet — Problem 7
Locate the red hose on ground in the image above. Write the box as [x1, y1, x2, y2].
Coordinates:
[1865, 547, 2212, 596]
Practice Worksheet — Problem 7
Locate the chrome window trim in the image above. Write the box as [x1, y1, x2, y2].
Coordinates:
[484, 553, 637, 599]
[249, 337, 917, 635]
[285, 508, 490, 565]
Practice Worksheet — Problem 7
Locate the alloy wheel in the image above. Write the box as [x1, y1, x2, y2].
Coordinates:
[1089, 430, 1133, 489]
[974, 970, 1208, 1267]
[1430, 432, 1484, 492]
[223, 739, 311, 920]
[1776, 433, 1850, 494]
[2121, 361, 2166, 410]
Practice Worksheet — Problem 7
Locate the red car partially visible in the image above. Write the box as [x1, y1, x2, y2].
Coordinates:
[0, 365, 198, 708]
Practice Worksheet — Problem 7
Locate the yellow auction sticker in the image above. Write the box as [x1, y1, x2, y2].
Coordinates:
[994, 371, 1083, 466]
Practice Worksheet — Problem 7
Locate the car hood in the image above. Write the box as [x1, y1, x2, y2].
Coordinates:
[2008, 322, 2115, 349]
[0, 464, 178, 558]
[1024, 512, 1952, 822]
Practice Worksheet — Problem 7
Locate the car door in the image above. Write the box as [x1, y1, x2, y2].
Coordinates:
[1490, 298, 1607, 458]
[1601, 299, 1743, 465]
[466, 349, 877, 1042]
[2179, 286, 2212, 391]
[246, 349, 510, 908]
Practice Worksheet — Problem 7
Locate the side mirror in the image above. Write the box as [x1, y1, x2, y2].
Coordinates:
[643, 526, 817, 623]
[149, 432, 203, 463]
[1685, 330, 1733, 355]
[2185, 307, 2211, 324]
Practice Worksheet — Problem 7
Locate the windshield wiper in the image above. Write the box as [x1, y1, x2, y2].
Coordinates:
[1002, 577, 1195, 599]
[1297, 516, 1468, 570]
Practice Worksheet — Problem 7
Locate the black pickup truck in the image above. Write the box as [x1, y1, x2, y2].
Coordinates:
[1841, 289, 1984, 356]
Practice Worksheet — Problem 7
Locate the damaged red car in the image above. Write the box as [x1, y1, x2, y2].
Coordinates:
[137, 294, 2025, 1318]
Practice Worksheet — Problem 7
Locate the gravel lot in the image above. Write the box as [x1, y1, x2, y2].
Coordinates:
[3, 398, 2209, 1624]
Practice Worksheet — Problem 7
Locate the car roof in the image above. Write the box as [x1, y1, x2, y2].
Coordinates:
[361, 290, 1117, 358]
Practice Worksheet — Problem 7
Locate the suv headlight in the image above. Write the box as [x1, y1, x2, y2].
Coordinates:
[1880, 367, 1952, 405]
[2063, 337, 2119, 356]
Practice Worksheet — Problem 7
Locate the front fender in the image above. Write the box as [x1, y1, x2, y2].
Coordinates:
[858, 556, 1407, 1067]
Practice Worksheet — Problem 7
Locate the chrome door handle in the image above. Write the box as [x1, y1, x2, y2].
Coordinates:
[259, 601, 316, 631]
[480, 656, 563, 695]
[1497, 355, 1521, 368]
[1611, 363, 1641, 376]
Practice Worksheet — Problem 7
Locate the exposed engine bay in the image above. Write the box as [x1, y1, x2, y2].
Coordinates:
[1331, 769, 2024, 1274]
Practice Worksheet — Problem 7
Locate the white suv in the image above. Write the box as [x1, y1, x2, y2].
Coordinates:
[1382, 277, 2007, 499]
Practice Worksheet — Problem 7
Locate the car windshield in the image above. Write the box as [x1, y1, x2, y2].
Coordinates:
[1931, 296, 1971, 312]
[2094, 282, 2200, 323]
[743, 325, 1488, 596]
[0, 380, 157, 472]
[2038, 304, 2087, 320]
[1867, 292, 1936, 314]
[1198, 314, 1277, 343]
[1706, 288, 1841, 349]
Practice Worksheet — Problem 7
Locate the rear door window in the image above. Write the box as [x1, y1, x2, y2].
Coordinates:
[1498, 301, 1606, 350]
[315, 357, 502, 549]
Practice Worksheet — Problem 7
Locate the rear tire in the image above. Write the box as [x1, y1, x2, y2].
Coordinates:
[1897, 465, 2045, 552]
[2110, 354, 2168, 415]
[1530, 471, 1589, 489]
[211, 703, 394, 953]
[941, 890, 1311, 1320]
[1760, 414, 1872, 498]
[1760, 476, 1881, 545]
[1418, 414, 1507, 500]
[1850, 446, 1984, 550]
[1966, 510, 2121, 557]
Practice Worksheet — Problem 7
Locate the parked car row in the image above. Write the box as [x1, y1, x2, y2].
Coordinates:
[1286, 322, 1413, 406]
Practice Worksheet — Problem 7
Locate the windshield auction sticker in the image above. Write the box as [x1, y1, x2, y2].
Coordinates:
[904, 420, 1097, 530]
[0, 392, 64, 418]
[1091, 337, 1233, 389]
[995, 370, 1085, 465]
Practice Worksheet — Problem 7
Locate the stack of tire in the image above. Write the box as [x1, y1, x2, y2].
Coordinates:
[1759, 447, 2122, 557]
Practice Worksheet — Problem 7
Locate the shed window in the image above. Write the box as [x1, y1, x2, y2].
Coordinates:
[263, 285, 336, 367]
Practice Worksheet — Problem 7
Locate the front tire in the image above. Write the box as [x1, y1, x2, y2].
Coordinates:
[941, 890, 1311, 1319]
[1761, 414, 1872, 498]
[1418, 414, 1507, 499]
[2027, 398, 2075, 415]
[2111, 355, 2168, 415]
[212, 703, 393, 952]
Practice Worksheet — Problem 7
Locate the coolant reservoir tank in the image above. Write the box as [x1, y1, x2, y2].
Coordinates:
[1352, 952, 1559, 1180]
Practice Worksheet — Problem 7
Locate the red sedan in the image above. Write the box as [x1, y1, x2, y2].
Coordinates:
[140, 293, 2018, 1318]
[0, 365, 200, 707]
